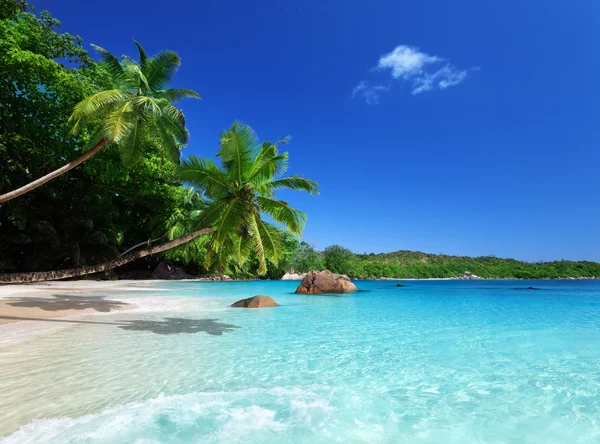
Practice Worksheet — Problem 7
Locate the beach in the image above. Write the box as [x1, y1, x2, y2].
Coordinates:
[1, 279, 600, 442]
[0, 281, 144, 326]
[0, 280, 204, 348]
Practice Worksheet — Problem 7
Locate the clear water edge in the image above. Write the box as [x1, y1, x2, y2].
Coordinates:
[0, 280, 599, 443]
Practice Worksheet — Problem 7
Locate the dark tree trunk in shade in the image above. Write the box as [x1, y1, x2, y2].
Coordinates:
[0, 228, 215, 284]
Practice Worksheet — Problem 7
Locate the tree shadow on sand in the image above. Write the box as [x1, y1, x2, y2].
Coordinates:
[5, 294, 129, 312]
[118, 318, 240, 336]
[0, 315, 240, 336]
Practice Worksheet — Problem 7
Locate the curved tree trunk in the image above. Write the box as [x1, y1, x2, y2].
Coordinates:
[0, 138, 108, 204]
[0, 228, 215, 284]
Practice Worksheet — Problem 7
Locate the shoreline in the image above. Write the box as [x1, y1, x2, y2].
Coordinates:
[2, 276, 598, 328]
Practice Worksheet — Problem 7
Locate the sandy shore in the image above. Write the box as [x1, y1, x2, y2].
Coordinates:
[0, 281, 158, 325]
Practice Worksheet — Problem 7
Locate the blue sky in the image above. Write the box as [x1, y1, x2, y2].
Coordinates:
[36, 0, 600, 261]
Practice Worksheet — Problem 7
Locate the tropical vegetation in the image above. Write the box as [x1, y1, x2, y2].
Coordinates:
[1, 2, 598, 282]
[0, 37, 199, 203]
[284, 245, 600, 279]
[180, 122, 319, 275]
[0, 2, 317, 282]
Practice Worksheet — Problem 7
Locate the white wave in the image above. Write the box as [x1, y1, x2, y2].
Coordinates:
[0, 387, 344, 444]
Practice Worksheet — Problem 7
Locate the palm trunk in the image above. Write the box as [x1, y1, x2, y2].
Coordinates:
[0, 228, 214, 284]
[0, 138, 108, 204]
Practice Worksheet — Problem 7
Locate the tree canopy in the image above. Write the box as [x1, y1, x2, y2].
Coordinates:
[0, 6, 192, 274]
[180, 121, 319, 275]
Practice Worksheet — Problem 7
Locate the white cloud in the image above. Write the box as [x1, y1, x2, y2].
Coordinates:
[352, 81, 390, 105]
[352, 44, 476, 102]
[412, 65, 469, 94]
[377, 45, 443, 80]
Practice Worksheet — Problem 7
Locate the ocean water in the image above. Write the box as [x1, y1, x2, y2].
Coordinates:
[1, 280, 600, 443]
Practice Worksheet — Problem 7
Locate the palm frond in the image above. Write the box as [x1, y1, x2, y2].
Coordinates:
[218, 121, 258, 183]
[254, 217, 282, 267]
[235, 234, 254, 267]
[151, 118, 180, 163]
[205, 235, 235, 273]
[193, 199, 231, 230]
[180, 156, 230, 197]
[133, 40, 147, 67]
[248, 214, 267, 275]
[119, 117, 145, 165]
[105, 102, 135, 142]
[122, 60, 150, 91]
[144, 50, 181, 90]
[159, 105, 189, 144]
[69, 90, 126, 133]
[212, 199, 248, 246]
[91, 44, 124, 79]
[131, 96, 163, 116]
[255, 196, 307, 234]
[248, 142, 289, 185]
[265, 175, 320, 195]
[156, 88, 201, 103]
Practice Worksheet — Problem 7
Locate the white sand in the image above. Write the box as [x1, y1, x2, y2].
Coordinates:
[0, 281, 164, 325]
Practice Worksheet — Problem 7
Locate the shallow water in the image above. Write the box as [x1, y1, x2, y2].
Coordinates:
[1, 280, 600, 443]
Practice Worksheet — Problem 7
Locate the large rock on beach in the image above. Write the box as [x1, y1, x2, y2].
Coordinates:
[197, 275, 233, 281]
[151, 261, 194, 280]
[231, 295, 279, 308]
[455, 271, 481, 280]
[281, 272, 307, 280]
[295, 270, 358, 294]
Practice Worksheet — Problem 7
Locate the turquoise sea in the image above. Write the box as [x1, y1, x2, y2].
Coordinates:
[1, 280, 600, 443]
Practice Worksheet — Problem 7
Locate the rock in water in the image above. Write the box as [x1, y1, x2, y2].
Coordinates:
[295, 270, 358, 294]
[231, 295, 279, 308]
[396, 283, 404, 287]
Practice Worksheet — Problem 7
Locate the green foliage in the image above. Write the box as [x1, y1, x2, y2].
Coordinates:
[69, 41, 200, 165]
[0, 0, 28, 20]
[284, 246, 600, 279]
[0, 7, 185, 273]
[0, 8, 107, 196]
[323, 244, 354, 275]
[158, 189, 211, 265]
[180, 121, 319, 275]
[289, 242, 324, 273]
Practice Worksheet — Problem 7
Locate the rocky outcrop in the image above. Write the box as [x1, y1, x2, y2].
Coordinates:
[281, 272, 307, 280]
[455, 271, 481, 280]
[231, 295, 279, 308]
[151, 261, 195, 280]
[295, 270, 358, 294]
[197, 275, 233, 281]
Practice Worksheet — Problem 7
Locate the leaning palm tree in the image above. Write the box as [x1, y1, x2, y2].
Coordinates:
[180, 121, 319, 275]
[0, 122, 318, 283]
[0, 41, 199, 204]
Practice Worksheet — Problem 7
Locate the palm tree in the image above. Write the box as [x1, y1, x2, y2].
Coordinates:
[0, 41, 199, 204]
[180, 121, 319, 275]
[0, 122, 318, 283]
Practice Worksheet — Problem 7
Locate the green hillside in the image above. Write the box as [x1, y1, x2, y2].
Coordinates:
[288, 244, 600, 279]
